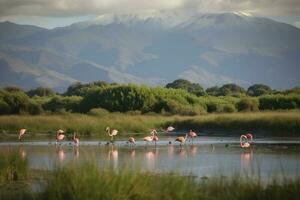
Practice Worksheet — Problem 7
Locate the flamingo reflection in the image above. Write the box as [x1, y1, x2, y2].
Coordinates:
[240, 150, 253, 172]
[167, 145, 174, 157]
[130, 149, 136, 158]
[189, 145, 198, 156]
[108, 147, 119, 170]
[176, 147, 187, 159]
[73, 147, 79, 160]
[56, 148, 65, 163]
[145, 149, 158, 170]
[18, 147, 26, 160]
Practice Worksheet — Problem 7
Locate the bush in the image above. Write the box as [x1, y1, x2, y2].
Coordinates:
[79, 85, 207, 115]
[223, 104, 237, 113]
[259, 94, 300, 110]
[0, 89, 30, 114]
[0, 99, 10, 114]
[237, 98, 259, 112]
[28, 101, 43, 115]
[43, 96, 82, 113]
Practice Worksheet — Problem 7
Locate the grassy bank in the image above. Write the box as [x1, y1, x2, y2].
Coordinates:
[170, 111, 300, 136]
[0, 153, 300, 200]
[0, 111, 299, 139]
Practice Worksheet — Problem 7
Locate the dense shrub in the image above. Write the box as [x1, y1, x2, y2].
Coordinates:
[28, 101, 44, 115]
[259, 95, 300, 110]
[237, 98, 259, 112]
[79, 85, 207, 115]
[0, 89, 30, 114]
[223, 104, 237, 113]
[0, 81, 300, 115]
[43, 96, 82, 113]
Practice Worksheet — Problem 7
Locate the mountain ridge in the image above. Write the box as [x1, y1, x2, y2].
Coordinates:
[0, 12, 300, 91]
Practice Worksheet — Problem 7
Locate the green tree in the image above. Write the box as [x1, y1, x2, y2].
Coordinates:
[206, 86, 219, 96]
[0, 89, 30, 114]
[27, 87, 55, 97]
[165, 79, 206, 96]
[218, 84, 246, 96]
[247, 84, 272, 96]
[64, 81, 108, 96]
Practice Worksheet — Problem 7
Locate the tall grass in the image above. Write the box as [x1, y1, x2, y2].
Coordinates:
[170, 111, 300, 136]
[0, 149, 32, 199]
[40, 163, 300, 200]
[0, 111, 299, 138]
[0, 153, 300, 200]
[0, 149, 28, 183]
[0, 112, 183, 139]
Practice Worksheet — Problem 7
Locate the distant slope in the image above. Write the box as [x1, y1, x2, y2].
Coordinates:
[0, 13, 300, 91]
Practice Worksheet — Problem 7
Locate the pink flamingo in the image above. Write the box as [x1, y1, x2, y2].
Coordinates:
[18, 129, 26, 140]
[56, 129, 65, 145]
[246, 133, 253, 143]
[128, 137, 135, 147]
[73, 133, 79, 146]
[151, 129, 159, 147]
[162, 126, 175, 133]
[240, 135, 250, 148]
[106, 127, 118, 143]
[175, 134, 188, 147]
[188, 130, 197, 143]
[143, 134, 154, 147]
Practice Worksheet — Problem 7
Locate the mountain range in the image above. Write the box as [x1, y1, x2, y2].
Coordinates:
[0, 12, 300, 92]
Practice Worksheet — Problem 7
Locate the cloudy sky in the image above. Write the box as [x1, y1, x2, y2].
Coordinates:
[0, 0, 300, 28]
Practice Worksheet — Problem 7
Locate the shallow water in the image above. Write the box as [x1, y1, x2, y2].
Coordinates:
[1, 136, 300, 180]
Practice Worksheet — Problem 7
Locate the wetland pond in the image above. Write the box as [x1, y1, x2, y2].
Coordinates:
[1, 136, 300, 181]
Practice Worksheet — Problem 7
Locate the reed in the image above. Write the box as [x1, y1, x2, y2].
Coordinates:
[0, 111, 299, 139]
[0, 153, 300, 200]
[39, 163, 300, 200]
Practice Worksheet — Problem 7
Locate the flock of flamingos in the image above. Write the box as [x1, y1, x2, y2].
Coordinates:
[17, 126, 254, 148]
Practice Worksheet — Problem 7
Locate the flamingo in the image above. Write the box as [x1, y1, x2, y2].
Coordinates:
[128, 137, 135, 147]
[143, 135, 154, 147]
[73, 133, 79, 146]
[106, 127, 118, 143]
[18, 129, 26, 140]
[175, 134, 188, 147]
[151, 129, 159, 147]
[162, 126, 175, 133]
[246, 133, 253, 143]
[188, 130, 197, 143]
[56, 130, 65, 145]
[240, 135, 250, 148]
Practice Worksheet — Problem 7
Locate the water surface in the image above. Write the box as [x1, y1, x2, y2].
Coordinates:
[1, 136, 300, 180]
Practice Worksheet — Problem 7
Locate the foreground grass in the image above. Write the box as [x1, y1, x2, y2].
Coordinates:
[1, 162, 300, 200]
[0, 111, 299, 139]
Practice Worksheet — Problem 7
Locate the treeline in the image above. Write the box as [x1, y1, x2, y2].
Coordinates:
[0, 80, 300, 115]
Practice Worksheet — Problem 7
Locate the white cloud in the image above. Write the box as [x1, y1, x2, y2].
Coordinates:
[0, 0, 299, 18]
